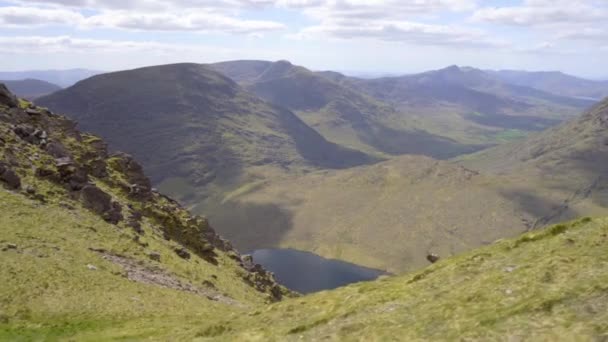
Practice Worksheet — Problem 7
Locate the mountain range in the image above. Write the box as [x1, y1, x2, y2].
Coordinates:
[2, 52, 608, 340]
[1, 83, 607, 339]
[0, 68, 101, 87]
[1, 79, 62, 99]
[36, 61, 608, 274]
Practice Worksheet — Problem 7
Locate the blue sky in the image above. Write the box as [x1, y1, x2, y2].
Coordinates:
[0, 0, 607, 78]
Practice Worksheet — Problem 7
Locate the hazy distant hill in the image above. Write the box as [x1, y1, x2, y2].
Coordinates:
[0, 69, 101, 87]
[490, 69, 608, 100]
[38, 63, 372, 208]
[2, 79, 61, 99]
[212, 60, 484, 159]
[325, 65, 593, 147]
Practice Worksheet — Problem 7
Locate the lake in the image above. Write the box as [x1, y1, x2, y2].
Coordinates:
[251, 248, 387, 294]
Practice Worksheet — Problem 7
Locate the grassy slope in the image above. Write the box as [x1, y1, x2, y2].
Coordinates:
[0, 190, 261, 341]
[3, 211, 606, 340]
[0, 95, 289, 340]
[224, 217, 608, 341]
[208, 99, 608, 274]
[209, 155, 533, 273]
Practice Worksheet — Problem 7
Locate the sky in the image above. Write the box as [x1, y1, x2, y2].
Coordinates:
[0, 0, 607, 78]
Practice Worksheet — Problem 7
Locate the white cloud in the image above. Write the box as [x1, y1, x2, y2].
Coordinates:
[472, 0, 608, 26]
[0, 5, 285, 34]
[85, 11, 285, 33]
[0, 35, 224, 54]
[0, 6, 84, 26]
[292, 20, 504, 48]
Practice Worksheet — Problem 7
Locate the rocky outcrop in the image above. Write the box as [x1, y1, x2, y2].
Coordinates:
[0, 163, 21, 189]
[80, 184, 123, 224]
[0, 84, 18, 108]
[0, 85, 289, 301]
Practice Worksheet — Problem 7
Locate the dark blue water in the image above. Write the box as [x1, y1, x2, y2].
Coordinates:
[251, 248, 387, 294]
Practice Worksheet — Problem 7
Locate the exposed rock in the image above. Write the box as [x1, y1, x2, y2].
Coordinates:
[55, 157, 73, 168]
[0, 164, 21, 189]
[174, 247, 191, 260]
[86, 264, 98, 271]
[45, 141, 70, 159]
[109, 152, 152, 199]
[148, 251, 161, 262]
[25, 185, 36, 194]
[80, 184, 123, 224]
[25, 108, 41, 116]
[426, 253, 440, 264]
[241, 254, 254, 270]
[0, 84, 18, 107]
[126, 211, 144, 235]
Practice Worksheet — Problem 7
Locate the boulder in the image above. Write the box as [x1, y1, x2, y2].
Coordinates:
[426, 253, 440, 264]
[0, 84, 18, 107]
[45, 142, 71, 159]
[174, 247, 191, 260]
[80, 184, 123, 224]
[148, 251, 161, 262]
[0, 164, 21, 189]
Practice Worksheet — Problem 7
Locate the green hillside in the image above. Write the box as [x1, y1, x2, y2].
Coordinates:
[2, 84, 607, 341]
[205, 96, 608, 273]
[211, 60, 484, 159]
[0, 86, 290, 339]
[37, 63, 372, 209]
[213, 62, 593, 153]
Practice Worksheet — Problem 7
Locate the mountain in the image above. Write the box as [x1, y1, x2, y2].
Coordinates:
[211, 60, 485, 159]
[214, 62, 594, 154]
[37, 63, 372, 209]
[2, 85, 607, 340]
[490, 69, 608, 100]
[0, 69, 102, 87]
[0, 83, 290, 337]
[204, 96, 608, 273]
[1, 79, 62, 99]
[459, 97, 608, 229]
[339, 66, 595, 145]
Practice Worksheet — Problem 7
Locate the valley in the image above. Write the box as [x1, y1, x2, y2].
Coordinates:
[2, 0, 608, 338]
[1, 64, 607, 339]
[35, 61, 608, 274]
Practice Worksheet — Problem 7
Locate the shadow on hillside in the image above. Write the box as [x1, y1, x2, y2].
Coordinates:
[365, 124, 488, 160]
[500, 189, 582, 229]
[206, 200, 294, 253]
[464, 112, 561, 131]
[277, 107, 378, 169]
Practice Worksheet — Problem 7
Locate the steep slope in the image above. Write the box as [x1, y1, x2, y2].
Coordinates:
[460, 97, 608, 228]
[2, 79, 61, 99]
[0, 84, 291, 339]
[37, 63, 371, 208]
[491, 69, 608, 100]
[4, 202, 607, 339]
[205, 97, 608, 273]
[339, 66, 595, 146]
[0, 69, 101, 87]
[223, 217, 608, 341]
[211, 60, 484, 159]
